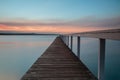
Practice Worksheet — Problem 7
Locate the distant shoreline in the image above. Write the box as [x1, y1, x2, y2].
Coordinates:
[0, 33, 58, 35]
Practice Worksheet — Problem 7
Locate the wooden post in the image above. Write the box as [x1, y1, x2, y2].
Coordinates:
[71, 36, 73, 50]
[77, 36, 80, 59]
[66, 36, 69, 46]
[64, 36, 67, 45]
[62, 36, 64, 42]
[68, 36, 69, 47]
[98, 39, 106, 80]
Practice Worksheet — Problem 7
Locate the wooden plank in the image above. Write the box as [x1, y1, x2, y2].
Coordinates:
[21, 37, 97, 80]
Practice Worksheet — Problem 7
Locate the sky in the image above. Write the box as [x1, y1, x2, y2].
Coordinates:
[0, 0, 120, 33]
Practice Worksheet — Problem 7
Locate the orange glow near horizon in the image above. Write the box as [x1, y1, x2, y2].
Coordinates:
[0, 24, 107, 34]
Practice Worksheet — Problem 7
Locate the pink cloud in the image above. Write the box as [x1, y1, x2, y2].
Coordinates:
[0, 16, 120, 33]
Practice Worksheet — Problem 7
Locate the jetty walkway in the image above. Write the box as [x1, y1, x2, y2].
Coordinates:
[21, 37, 97, 80]
[21, 28, 120, 80]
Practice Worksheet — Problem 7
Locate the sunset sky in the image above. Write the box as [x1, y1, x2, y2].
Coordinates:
[0, 0, 120, 33]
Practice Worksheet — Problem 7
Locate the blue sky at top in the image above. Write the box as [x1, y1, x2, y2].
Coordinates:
[0, 0, 120, 33]
[0, 0, 120, 20]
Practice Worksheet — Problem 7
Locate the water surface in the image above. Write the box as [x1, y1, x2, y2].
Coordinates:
[0, 35, 120, 80]
[72, 37, 120, 80]
[0, 35, 56, 80]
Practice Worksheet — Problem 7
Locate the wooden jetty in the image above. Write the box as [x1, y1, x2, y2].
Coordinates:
[64, 28, 120, 80]
[21, 37, 97, 80]
[21, 28, 120, 80]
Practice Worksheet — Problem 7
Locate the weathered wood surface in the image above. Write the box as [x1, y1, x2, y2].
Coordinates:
[70, 29, 120, 40]
[21, 37, 97, 80]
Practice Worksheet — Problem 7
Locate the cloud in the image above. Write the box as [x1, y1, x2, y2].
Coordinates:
[0, 21, 67, 27]
[0, 16, 120, 33]
[0, 16, 120, 28]
[68, 16, 120, 28]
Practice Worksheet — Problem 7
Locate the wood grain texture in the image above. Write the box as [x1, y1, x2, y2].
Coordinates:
[21, 37, 97, 80]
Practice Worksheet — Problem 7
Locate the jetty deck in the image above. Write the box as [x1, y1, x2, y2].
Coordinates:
[21, 37, 97, 80]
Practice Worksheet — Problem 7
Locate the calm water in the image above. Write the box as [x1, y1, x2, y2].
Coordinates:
[0, 35, 56, 80]
[72, 37, 120, 80]
[0, 36, 120, 80]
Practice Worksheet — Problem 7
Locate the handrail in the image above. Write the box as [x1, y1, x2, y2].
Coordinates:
[66, 28, 120, 40]
[60, 28, 120, 80]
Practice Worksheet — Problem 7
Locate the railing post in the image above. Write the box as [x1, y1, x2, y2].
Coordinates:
[62, 36, 65, 43]
[70, 36, 73, 50]
[98, 39, 106, 80]
[77, 36, 80, 59]
[67, 36, 69, 46]
[68, 36, 69, 47]
[64, 36, 67, 45]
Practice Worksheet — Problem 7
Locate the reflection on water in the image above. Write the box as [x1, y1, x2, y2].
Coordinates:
[72, 37, 120, 80]
[0, 35, 120, 80]
[0, 35, 56, 80]
[0, 42, 51, 48]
